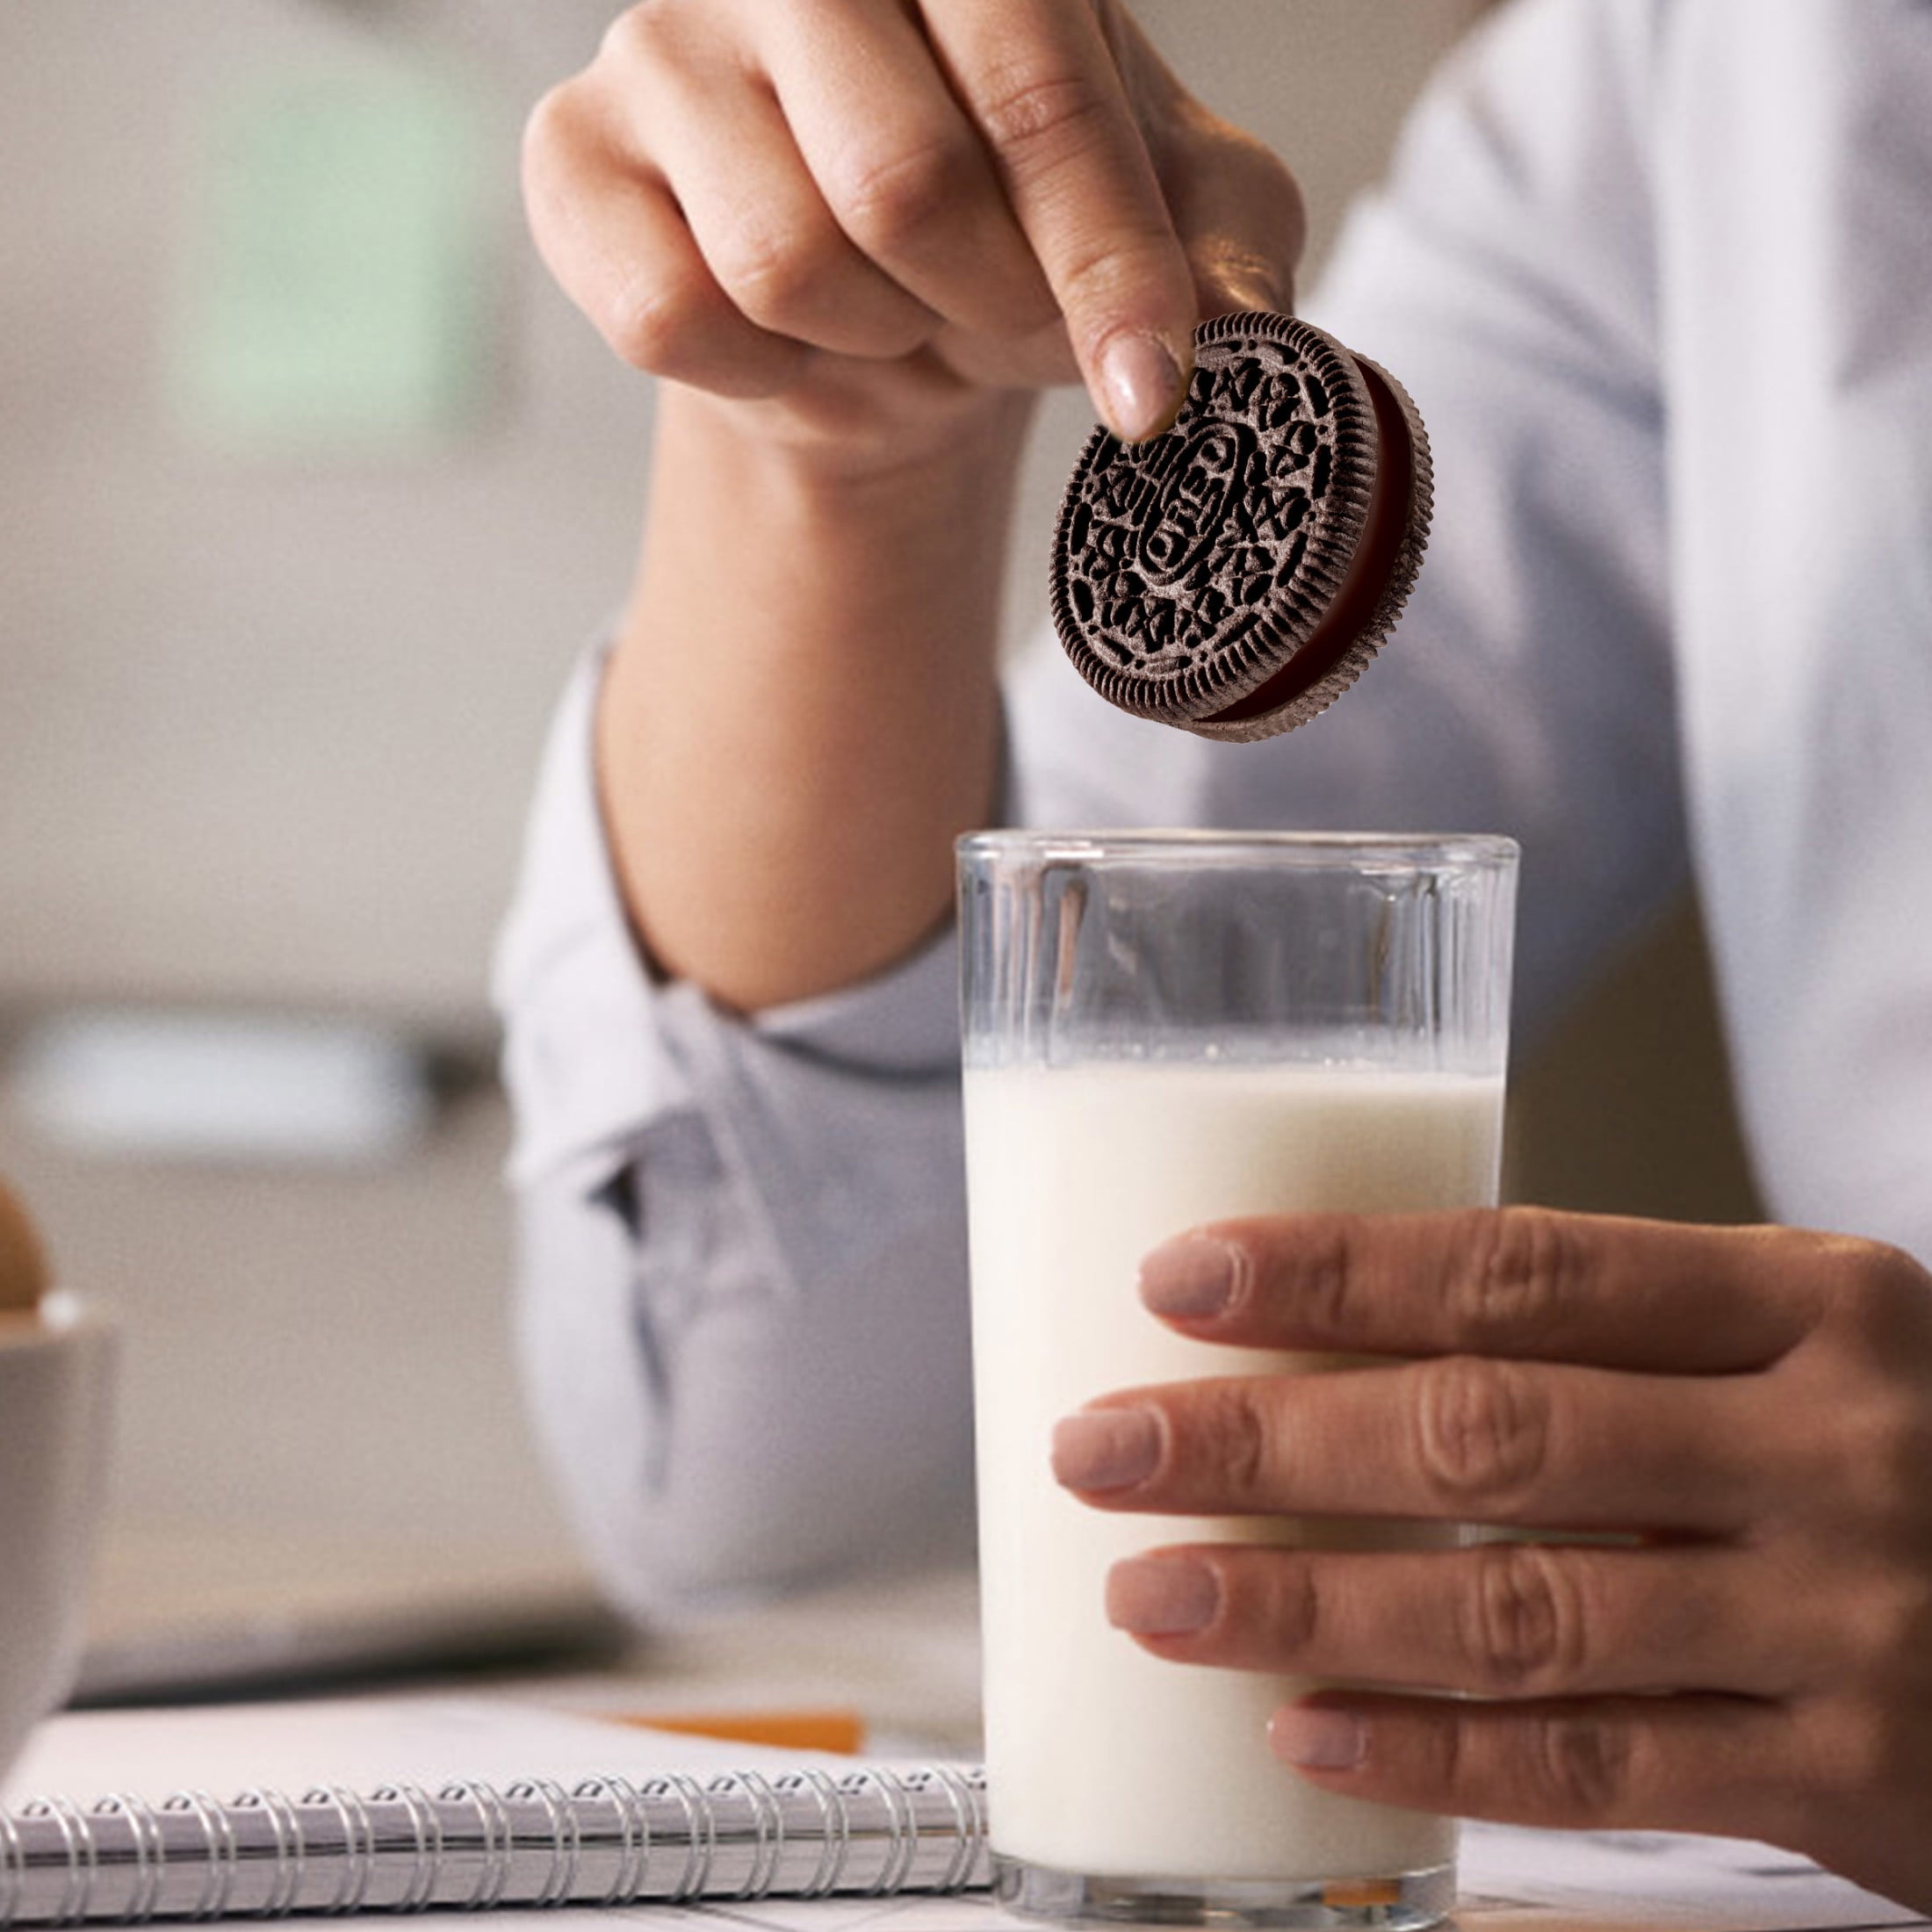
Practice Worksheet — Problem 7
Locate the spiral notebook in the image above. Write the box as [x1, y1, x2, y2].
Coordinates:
[0, 1696, 988, 1928]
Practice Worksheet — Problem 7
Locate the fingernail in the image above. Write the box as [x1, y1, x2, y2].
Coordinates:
[1271, 1705, 1365, 1771]
[1107, 1555, 1219, 1635]
[1140, 1236, 1236, 1320]
[1051, 1408, 1160, 1490]
[1099, 332, 1185, 442]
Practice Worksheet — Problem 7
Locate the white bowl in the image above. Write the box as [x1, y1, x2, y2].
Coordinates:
[0, 1294, 117, 1781]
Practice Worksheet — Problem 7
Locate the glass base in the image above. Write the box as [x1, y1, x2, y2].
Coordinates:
[991, 1855, 1455, 1929]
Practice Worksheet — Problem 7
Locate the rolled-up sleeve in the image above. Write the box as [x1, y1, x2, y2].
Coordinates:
[494, 640, 976, 1623]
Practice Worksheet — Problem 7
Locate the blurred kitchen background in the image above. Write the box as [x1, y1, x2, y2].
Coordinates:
[0, 0, 1761, 1696]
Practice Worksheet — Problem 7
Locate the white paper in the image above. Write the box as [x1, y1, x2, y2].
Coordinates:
[5, 1695, 776, 1804]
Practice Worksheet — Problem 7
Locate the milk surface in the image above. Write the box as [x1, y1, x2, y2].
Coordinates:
[964, 1060, 1503, 1883]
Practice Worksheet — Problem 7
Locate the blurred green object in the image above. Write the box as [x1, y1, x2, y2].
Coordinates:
[173, 60, 490, 455]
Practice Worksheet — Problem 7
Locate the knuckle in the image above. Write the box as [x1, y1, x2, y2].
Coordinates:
[602, 269, 699, 372]
[832, 134, 977, 256]
[1463, 1542, 1584, 1695]
[1862, 1398, 1932, 1539]
[599, 1, 680, 71]
[1852, 1574, 1932, 1680]
[1807, 1698, 1914, 1801]
[1427, 1705, 1467, 1790]
[1785, 1240, 1932, 1540]
[1207, 116, 1308, 256]
[1244, 139, 1307, 254]
[521, 80, 578, 177]
[1532, 1712, 1632, 1820]
[1798, 1360, 1932, 1546]
[1535, 1713, 1633, 1817]
[523, 76, 610, 212]
[1272, 1218, 1361, 1340]
[1414, 1356, 1550, 1514]
[1052, 217, 1182, 341]
[1448, 1207, 1584, 1349]
[1259, 1561, 1321, 1654]
[1822, 1236, 1932, 1352]
[1390, 1703, 1468, 1800]
[1200, 1383, 1273, 1502]
[1245, 1557, 1321, 1662]
[710, 227, 825, 331]
[976, 64, 1116, 179]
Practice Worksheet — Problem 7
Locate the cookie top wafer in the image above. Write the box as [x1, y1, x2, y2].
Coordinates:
[1050, 313, 1431, 742]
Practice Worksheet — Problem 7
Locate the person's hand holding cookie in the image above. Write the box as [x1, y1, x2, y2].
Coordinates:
[523, 0, 1305, 455]
[524, 2, 1308, 1015]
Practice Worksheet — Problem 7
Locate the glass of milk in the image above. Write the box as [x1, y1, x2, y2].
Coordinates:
[956, 830, 1517, 1928]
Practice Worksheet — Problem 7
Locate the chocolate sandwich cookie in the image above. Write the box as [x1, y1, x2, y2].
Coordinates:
[1050, 312, 1431, 742]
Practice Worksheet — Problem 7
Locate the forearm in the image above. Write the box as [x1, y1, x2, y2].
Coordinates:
[599, 383, 1034, 1012]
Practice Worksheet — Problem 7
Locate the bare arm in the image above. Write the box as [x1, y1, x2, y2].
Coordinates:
[599, 384, 1030, 1008]
[522, 0, 1305, 1010]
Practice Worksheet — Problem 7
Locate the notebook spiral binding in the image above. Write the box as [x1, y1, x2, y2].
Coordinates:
[0, 1765, 990, 1925]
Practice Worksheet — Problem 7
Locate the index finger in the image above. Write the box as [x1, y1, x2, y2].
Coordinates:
[1138, 1208, 1831, 1373]
[917, 0, 1197, 439]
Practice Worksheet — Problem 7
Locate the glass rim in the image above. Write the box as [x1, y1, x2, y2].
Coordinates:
[956, 827, 1519, 870]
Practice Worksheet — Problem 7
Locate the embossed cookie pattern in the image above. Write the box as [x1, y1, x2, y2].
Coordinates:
[1051, 312, 1430, 742]
[1058, 342, 1348, 679]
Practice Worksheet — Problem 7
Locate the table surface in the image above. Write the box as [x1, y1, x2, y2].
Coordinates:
[513, 1560, 985, 1759]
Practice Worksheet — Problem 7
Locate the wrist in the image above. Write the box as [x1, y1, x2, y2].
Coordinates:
[667, 374, 1039, 497]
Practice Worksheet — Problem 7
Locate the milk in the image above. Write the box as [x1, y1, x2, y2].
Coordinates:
[964, 1059, 1504, 1884]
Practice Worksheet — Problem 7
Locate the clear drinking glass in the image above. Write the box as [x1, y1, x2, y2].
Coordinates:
[957, 830, 1518, 1929]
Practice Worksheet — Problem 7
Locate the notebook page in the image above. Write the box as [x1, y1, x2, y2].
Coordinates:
[4, 1694, 789, 1804]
